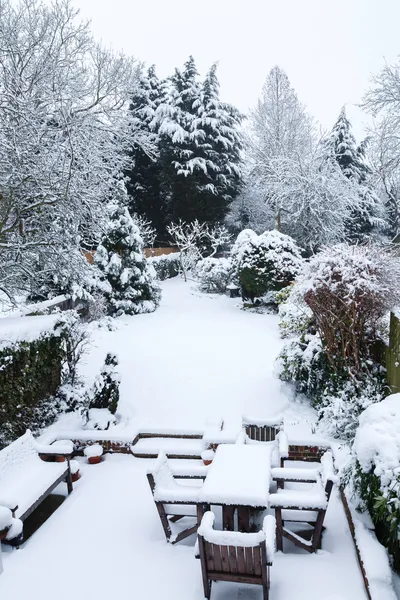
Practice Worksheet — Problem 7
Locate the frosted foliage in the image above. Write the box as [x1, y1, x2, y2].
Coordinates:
[354, 394, 400, 490]
[95, 204, 161, 316]
[196, 257, 232, 293]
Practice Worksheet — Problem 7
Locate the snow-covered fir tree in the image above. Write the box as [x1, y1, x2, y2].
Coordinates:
[95, 182, 161, 316]
[158, 56, 243, 225]
[125, 66, 168, 243]
[322, 107, 383, 242]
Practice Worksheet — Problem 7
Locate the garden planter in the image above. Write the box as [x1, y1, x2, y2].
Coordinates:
[201, 449, 215, 466]
[84, 444, 104, 465]
[71, 470, 80, 481]
[0, 528, 9, 541]
[55, 455, 65, 462]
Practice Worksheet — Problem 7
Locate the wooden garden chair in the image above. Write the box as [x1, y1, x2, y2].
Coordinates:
[269, 451, 337, 553]
[147, 451, 206, 544]
[198, 511, 275, 600]
[242, 415, 283, 442]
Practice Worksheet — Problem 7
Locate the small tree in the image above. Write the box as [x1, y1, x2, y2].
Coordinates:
[167, 220, 231, 281]
[232, 229, 302, 303]
[95, 203, 161, 316]
[89, 353, 120, 415]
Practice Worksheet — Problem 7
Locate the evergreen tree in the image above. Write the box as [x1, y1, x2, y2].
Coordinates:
[95, 182, 161, 316]
[323, 107, 382, 242]
[125, 67, 167, 243]
[158, 56, 243, 225]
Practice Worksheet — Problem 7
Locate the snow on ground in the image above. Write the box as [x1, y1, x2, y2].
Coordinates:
[0, 278, 368, 599]
[76, 278, 300, 434]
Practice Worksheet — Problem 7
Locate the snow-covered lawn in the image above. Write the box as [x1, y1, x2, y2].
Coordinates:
[0, 279, 367, 599]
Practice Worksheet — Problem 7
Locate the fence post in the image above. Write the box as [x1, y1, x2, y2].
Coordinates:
[386, 312, 400, 394]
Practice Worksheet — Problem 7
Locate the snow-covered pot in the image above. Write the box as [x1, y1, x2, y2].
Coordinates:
[84, 444, 104, 465]
[70, 459, 80, 482]
[201, 449, 215, 466]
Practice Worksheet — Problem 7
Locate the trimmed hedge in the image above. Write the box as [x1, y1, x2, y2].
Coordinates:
[0, 332, 64, 448]
[148, 253, 181, 280]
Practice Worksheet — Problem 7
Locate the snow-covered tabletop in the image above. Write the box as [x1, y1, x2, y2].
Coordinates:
[198, 444, 272, 507]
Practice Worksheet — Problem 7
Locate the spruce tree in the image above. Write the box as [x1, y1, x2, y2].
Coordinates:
[125, 67, 167, 243]
[324, 107, 381, 242]
[95, 182, 161, 316]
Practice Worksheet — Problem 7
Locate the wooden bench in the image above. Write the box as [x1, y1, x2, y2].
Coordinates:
[0, 430, 73, 541]
[198, 511, 275, 600]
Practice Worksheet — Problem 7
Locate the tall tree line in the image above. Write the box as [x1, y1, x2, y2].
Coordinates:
[125, 56, 244, 245]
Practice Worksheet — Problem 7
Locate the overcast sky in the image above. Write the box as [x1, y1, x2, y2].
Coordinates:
[78, 0, 400, 140]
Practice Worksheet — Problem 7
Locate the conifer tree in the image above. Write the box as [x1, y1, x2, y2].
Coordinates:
[323, 107, 382, 242]
[125, 67, 167, 242]
[95, 182, 161, 316]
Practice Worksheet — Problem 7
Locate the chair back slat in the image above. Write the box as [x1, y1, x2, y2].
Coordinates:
[205, 541, 215, 571]
[213, 543, 222, 571]
[220, 545, 230, 572]
[245, 546, 254, 574]
[253, 546, 262, 576]
[228, 546, 238, 573]
[245, 424, 280, 442]
[237, 546, 246, 574]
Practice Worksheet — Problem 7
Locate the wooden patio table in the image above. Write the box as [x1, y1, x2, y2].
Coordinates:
[197, 444, 273, 532]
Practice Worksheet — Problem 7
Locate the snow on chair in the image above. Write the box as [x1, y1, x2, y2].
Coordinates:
[0, 430, 73, 542]
[147, 451, 204, 544]
[269, 451, 337, 553]
[242, 415, 283, 443]
[197, 511, 275, 600]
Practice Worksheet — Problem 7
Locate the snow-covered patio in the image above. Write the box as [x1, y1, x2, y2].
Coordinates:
[0, 280, 367, 599]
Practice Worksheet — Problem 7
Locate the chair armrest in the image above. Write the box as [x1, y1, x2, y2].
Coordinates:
[277, 431, 289, 459]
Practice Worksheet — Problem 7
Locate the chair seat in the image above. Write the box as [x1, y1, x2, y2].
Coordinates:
[271, 467, 320, 482]
[269, 487, 327, 510]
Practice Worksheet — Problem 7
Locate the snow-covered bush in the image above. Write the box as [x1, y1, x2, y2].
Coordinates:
[88, 353, 120, 415]
[196, 257, 233, 293]
[147, 253, 181, 280]
[353, 395, 400, 572]
[231, 229, 302, 303]
[95, 203, 161, 316]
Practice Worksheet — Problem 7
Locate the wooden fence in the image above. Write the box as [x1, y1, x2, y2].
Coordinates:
[144, 247, 178, 258]
[386, 312, 400, 394]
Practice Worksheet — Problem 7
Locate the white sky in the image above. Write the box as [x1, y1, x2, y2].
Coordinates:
[77, 0, 400, 141]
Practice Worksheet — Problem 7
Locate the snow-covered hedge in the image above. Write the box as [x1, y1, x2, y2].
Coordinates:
[354, 395, 400, 572]
[147, 253, 181, 280]
[231, 229, 301, 302]
[196, 257, 233, 293]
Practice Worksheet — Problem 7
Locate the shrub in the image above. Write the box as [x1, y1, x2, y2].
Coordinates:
[231, 229, 301, 303]
[88, 353, 120, 415]
[353, 395, 400, 572]
[147, 253, 181, 280]
[196, 257, 233, 293]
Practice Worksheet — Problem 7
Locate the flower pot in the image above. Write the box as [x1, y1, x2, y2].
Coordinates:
[55, 455, 65, 462]
[0, 527, 9, 541]
[71, 470, 80, 482]
[88, 455, 102, 465]
[201, 449, 215, 466]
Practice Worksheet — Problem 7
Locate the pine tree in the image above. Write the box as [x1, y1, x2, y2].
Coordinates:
[95, 182, 161, 316]
[323, 107, 382, 242]
[125, 67, 167, 243]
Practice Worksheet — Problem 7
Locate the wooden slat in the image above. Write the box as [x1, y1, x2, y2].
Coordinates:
[238, 506, 250, 532]
[228, 546, 238, 574]
[220, 545, 230, 573]
[205, 542, 215, 571]
[223, 505, 235, 530]
[253, 546, 262, 576]
[213, 543, 222, 572]
[245, 547, 253, 574]
[237, 547, 246, 574]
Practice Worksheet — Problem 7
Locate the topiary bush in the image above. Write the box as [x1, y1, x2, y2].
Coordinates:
[88, 353, 120, 415]
[231, 229, 302, 303]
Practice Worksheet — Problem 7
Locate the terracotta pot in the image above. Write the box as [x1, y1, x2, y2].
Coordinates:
[0, 528, 9, 541]
[71, 470, 80, 482]
[88, 455, 102, 465]
[39, 453, 51, 462]
[55, 455, 65, 462]
[203, 459, 213, 466]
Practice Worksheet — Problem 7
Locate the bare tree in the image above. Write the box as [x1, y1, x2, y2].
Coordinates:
[0, 0, 152, 302]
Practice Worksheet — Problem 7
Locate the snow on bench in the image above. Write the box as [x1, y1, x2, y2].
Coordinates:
[271, 466, 321, 482]
[133, 437, 204, 457]
[0, 431, 73, 524]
